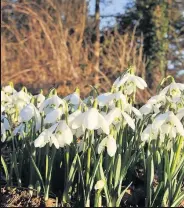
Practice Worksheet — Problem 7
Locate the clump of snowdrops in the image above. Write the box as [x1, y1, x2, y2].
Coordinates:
[1, 67, 184, 207]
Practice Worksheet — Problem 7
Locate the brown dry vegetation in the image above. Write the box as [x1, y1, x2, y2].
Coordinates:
[1, 0, 164, 103]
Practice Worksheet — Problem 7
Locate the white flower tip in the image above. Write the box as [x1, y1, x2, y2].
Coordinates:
[94, 180, 105, 190]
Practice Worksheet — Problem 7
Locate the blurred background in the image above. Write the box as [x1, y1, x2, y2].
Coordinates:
[1, 0, 184, 103]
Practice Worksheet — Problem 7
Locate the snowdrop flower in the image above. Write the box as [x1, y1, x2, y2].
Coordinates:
[2, 85, 17, 95]
[105, 107, 135, 130]
[1, 117, 10, 142]
[10, 90, 32, 113]
[97, 92, 115, 107]
[1, 122, 7, 142]
[14, 90, 32, 104]
[72, 108, 109, 134]
[39, 95, 66, 115]
[19, 103, 41, 131]
[34, 93, 45, 108]
[113, 73, 147, 95]
[13, 123, 29, 137]
[44, 107, 64, 124]
[153, 111, 184, 138]
[139, 103, 153, 115]
[54, 120, 73, 147]
[97, 91, 127, 109]
[94, 180, 105, 190]
[64, 88, 81, 106]
[141, 124, 159, 142]
[1, 91, 12, 103]
[34, 123, 59, 148]
[34, 120, 73, 149]
[139, 94, 166, 115]
[98, 135, 117, 157]
[124, 103, 142, 119]
[160, 82, 184, 101]
[68, 110, 85, 138]
[83, 96, 94, 106]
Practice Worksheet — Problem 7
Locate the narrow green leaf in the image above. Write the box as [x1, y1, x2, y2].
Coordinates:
[99, 163, 110, 205]
[116, 182, 132, 207]
[77, 154, 86, 201]
[146, 154, 154, 207]
[151, 182, 163, 207]
[86, 154, 101, 204]
[171, 192, 184, 207]
[172, 168, 184, 202]
[1, 156, 9, 182]
[114, 154, 121, 189]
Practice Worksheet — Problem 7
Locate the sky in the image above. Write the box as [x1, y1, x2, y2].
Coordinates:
[88, 0, 129, 29]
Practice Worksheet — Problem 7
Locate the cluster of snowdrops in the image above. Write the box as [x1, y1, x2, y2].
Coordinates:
[1, 67, 184, 207]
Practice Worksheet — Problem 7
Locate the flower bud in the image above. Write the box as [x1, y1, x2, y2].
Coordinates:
[94, 180, 105, 190]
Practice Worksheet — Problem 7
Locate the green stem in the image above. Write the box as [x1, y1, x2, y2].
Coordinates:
[44, 146, 56, 201]
[45, 144, 49, 182]
[94, 190, 101, 207]
[65, 146, 70, 183]
[86, 131, 93, 188]
[12, 137, 21, 187]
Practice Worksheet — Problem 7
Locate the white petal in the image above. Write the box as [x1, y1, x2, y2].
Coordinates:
[98, 113, 110, 135]
[133, 76, 146, 89]
[113, 77, 121, 87]
[94, 180, 105, 190]
[161, 124, 170, 135]
[178, 83, 184, 91]
[1, 122, 6, 135]
[3, 85, 16, 94]
[98, 137, 108, 154]
[56, 121, 73, 146]
[132, 107, 142, 118]
[122, 112, 135, 130]
[1, 105, 5, 113]
[16, 91, 31, 103]
[44, 108, 63, 124]
[68, 110, 82, 127]
[171, 115, 184, 136]
[52, 95, 65, 107]
[20, 104, 35, 122]
[34, 109, 42, 131]
[139, 103, 153, 115]
[152, 112, 169, 128]
[136, 76, 147, 88]
[106, 136, 117, 157]
[176, 108, 184, 120]
[105, 108, 121, 126]
[74, 127, 84, 138]
[72, 112, 86, 129]
[83, 108, 99, 130]
[34, 131, 48, 148]
[141, 125, 152, 142]
[160, 86, 169, 95]
[1, 132, 6, 142]
[63, 127, 73, 145]
[3, 118, 10, 130]
[50, 134, 59, 149]
[35, 94, 45, 108]
[115, 74, 129, 88]
[97, 93, 114, 107]
[65, 93, 80, 105]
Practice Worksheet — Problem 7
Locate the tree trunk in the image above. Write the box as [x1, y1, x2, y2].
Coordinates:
[94, 0, 100, 85]
[146, 0, 170, 89]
